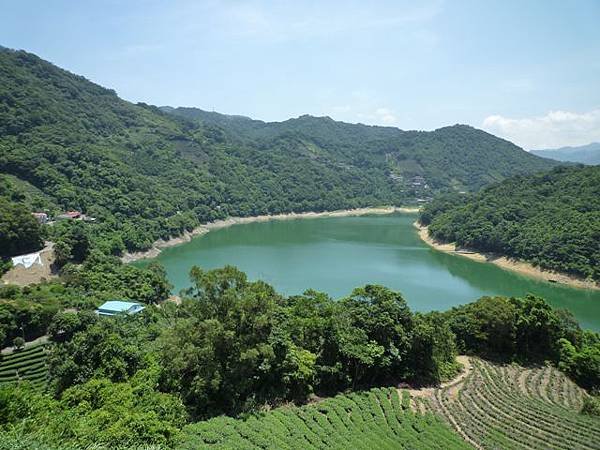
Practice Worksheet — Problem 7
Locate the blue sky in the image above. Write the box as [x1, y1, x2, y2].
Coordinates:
[2, 0, 599, 148]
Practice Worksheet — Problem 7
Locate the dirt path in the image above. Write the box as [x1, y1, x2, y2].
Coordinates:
[406, 355, 472, 400]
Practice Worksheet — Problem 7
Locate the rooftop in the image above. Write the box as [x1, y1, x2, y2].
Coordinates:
[96, 300, 144, 316]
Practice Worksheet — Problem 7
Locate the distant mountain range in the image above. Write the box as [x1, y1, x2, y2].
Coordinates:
[531, 143, 600, 165]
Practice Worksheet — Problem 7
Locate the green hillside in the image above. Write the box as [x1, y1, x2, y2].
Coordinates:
[166, 107, 559, 192]
[178, 387, 468, 450]
[419, 165, 600, 282]
[0, 47, 558, 257]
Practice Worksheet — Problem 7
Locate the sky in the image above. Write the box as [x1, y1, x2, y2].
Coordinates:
[2, 0, 600, 149]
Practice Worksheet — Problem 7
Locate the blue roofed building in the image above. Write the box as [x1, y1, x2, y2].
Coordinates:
[96, 300, 145, 316]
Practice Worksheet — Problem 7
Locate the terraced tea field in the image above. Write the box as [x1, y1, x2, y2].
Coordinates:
[178, 387, 469, 449]
[413, 357, 600, 449]
[0, 343, 49, 388]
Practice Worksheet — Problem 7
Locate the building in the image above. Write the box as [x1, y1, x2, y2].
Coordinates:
[96, 300, 145, 317]
[31, 212, 48, 224]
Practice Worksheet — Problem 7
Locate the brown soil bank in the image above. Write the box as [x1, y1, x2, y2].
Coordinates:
[122, 207, 419, 263]
[414, 223, 599, 291]
[1, 242, 58, 286]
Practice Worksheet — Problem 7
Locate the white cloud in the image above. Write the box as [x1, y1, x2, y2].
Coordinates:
[325, 91, 400, 127]
[482, 109, 600, 149]
[375, 108, 398, 124]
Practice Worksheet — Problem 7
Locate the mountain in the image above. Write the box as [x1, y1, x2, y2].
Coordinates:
[531, 143, 600, 165]
[0, 47, 559, 256]
[165, 107, 559, 192]
[419, 165, 600, 283]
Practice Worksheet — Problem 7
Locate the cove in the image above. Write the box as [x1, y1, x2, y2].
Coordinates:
[135, 213, 600, 331]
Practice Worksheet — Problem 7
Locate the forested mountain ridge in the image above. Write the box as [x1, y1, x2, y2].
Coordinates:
[419, 165, 600, 282]
[0, 47, 558, 258]
[166, 106, 559, 191]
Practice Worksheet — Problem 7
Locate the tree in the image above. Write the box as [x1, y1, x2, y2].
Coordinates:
[48, 319, 143, 393]
[48, 311, 97, 343]
[12, 336, 24, 350]
[410, 312, 459, 384]
[159, 266, 284, 418]
[510, 294, 562, 360]
[53, 240, 72, 267]
[334, 285, 414, 388]
[447, 296, 517, 358]
[0, 199, 43, 258]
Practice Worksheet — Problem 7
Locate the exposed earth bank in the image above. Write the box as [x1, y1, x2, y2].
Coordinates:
[414, 223, 599, 291]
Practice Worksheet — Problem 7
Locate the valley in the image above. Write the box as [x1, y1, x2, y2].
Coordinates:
[0, 35, 599, 450]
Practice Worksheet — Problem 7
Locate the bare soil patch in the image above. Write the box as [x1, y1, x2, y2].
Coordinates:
[1, 242, 58, 286]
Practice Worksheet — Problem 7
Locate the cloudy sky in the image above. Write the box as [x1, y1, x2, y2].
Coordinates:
[2, 0, 599, 149]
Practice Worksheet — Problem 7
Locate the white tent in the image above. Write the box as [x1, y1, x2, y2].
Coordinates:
[11, 252, 43, 269]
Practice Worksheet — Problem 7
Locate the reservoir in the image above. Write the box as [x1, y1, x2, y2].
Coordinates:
[136, 213, 600, 331]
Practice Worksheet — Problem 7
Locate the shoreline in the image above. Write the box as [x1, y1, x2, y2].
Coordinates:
[122, 206, 419, 263]
[414, 222, 599, 291]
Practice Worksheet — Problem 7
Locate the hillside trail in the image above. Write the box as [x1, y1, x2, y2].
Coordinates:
[403, 355, 481, 449]
[405, 355, 472, 400]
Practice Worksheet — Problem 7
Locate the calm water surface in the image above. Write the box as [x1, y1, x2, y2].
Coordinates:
[136, 214, 600, 331]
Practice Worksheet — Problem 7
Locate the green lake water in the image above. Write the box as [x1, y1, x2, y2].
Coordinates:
[135, 213, 600, 331]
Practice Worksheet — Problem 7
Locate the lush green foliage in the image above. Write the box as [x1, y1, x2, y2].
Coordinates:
[445, 294, 600, 390]
[0, 48, 557, 258]
[169, 107, 557, 192]
[582, 395, 600, 416]
[0, 283, 82, 346]
[62, 253, 172, 304]
[0, 198, 43, 259]
[0, 255, 170, 347]
[1, 264, 598, 448]
[420, 165, 600, 281]
[158, 267, 458, 419]
[558, 331, 600, 390]
[178, 387, 469, 449]
[0, 373, 186, 449]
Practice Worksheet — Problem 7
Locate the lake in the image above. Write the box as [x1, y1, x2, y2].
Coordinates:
[135, 213, 600, 331]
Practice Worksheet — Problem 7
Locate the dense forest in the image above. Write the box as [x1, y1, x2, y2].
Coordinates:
[0, 48, 558, 260]
[1, 264, 599, 449]
[166, 106, 558, 193]
[419, 165, 600, 282]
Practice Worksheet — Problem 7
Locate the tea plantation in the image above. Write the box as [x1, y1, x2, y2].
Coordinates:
[0, 343, 48, 388]
[178, 387, 469, 449]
